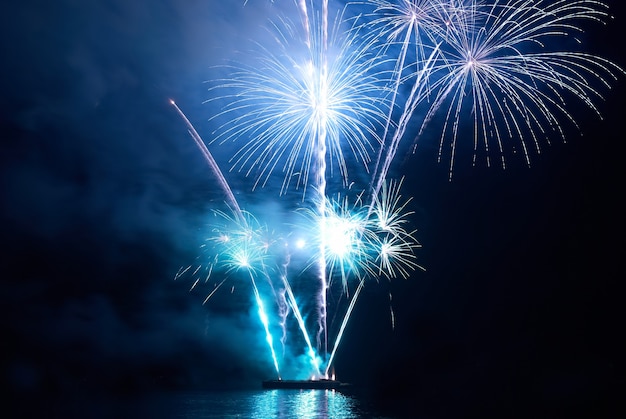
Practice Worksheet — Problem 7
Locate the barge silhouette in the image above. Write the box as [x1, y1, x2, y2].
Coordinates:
[262, 378, 348, 390]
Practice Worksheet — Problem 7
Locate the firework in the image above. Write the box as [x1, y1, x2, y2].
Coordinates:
[321, 178, 424, 375]
[174, 0, 622, 380]
[353, 0, 482, 196]
[180, 207, 323, 377]
[298, 178, 423, 285]
[206, 8, 389, 196]
[176, 175, 423, 376]
[408, 0, 625, 178]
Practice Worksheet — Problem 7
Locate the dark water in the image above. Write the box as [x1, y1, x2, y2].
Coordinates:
[163, 389, 390, 418]
[29, 389, 399, 418]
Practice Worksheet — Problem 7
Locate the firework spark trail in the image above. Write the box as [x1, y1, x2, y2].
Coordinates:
[322, 0, 329, 51]
[202, 277, 228, 305]
[297, 0, 312, 47]
[273, 242, 294, 357]
[288, 0, 331, 363]
[277, 249, 321, 375]
[368, 24, 413, 194]
[249, 270, 281, 378]
[315, 59, 330, 367]
[388, 291, 395, 330]
[359, 0, 448, 193]
[371, 44, 440, 202]
[325, 278, 364, 377]
[364, 0, 482, 198]
[170, 100, 244, 221]
[281, 271, 322, 376]
[276, 288, 289, 354]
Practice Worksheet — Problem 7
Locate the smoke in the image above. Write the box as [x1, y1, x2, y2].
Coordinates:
[0, 0, 312, 395]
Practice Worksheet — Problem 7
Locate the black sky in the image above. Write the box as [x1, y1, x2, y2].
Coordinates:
[1, 1, 625, 417]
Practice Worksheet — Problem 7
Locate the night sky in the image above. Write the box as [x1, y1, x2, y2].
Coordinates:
[2, 1, 624, 417]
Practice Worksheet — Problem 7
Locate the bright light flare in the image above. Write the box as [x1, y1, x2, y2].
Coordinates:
[323, 206, 365, 260]
[300, 178, 424, 289]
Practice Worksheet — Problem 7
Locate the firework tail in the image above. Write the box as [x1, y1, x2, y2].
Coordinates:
[371, 43, 440, 203]
[249, 270, 281, 378]
[202, 277, 227, 305]
[369, 21, 415, 195]
[265, 253, 320, 376]
[281, 272, 322, 376]
[170, 99, 244, 222]
[297, 0, 312, 47]
[320, 0, 330, 368]
[299, 0, 331, 365]
[316, 135, 329, 364]
[324, 278, 364, 376]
